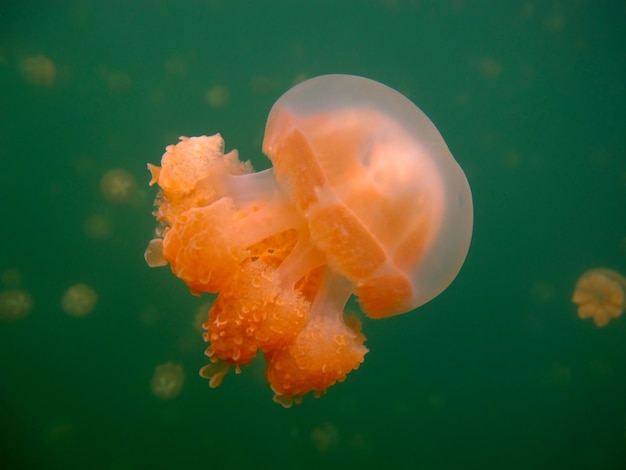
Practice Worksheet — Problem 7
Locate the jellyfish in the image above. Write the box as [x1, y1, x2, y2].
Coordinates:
[0, 289, 33, 322]
[206, 85, 229, 108]
[61, 283, 97, 317]
[145, 75, 473, 405]
[572, 268, 626, 327]
[19, 55, 56, 87]
[84, 213, 113, 241]
[310, 422, 340, 452]
[100, 169, 136, 204]
[151, 362, 185, 399]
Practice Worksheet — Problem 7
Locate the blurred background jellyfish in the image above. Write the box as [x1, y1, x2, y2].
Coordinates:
[151, 362, 185, 400]
[310, 422, 339, 452]
[1, 268, 23, 288]
[83, 213, 113, 242]
[61, 283, 98, 317]
[19, 55, 56, 87]
[99, 169, 136, 204]
[0, 289, 33, 322]
[43, 419, 75, 453]
[0, 268, 33, 322]
[205, 85, 229, 108]
[572, 268, 626, 327]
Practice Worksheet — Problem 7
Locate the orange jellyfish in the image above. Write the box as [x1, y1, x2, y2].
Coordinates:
[145, 75, 473, 406]
[572, 268, 626, 327]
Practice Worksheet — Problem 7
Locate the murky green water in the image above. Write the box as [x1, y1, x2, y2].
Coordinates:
[1, 2, 625, 469]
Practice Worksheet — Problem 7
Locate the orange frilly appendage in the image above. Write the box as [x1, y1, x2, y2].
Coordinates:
[146, 134, 368, 404]
[266, 271, 368, 407]
[147, 135, 253, 223]
[146, 134, 302, 293]
[202, 231, 311, 368]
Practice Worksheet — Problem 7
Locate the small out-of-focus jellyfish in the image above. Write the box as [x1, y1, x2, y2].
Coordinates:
[501, 149, 522, 169]
[0, 289, 33, 322]
[572, 268, 626, 327]
[151, 362, 185, 399]
[43, 419, 75, 452]
[95, 65, 131, 92]
[1, 268, 22, 287]
[252, 75, 279, 95]
[475, 57, 502, 80]
[164, 57, 187, 77]
[543, 12, 566, 34]
[347, 432, 368, 452]
[205, 85, 229, 108]
[531, 280, 555, 302]
[539, 362, 571, 386]
[139, 305, 161, 327]
[427, 393, 446, 410]
[145, 75, 473, 405]
[61, 284, 97, 317]
[100, 169, 136, 203]
[83, 213, 113, 241]
[310, 422, 339, 452]
[19, 55, 56, 87]
[106, 71, 132, 92]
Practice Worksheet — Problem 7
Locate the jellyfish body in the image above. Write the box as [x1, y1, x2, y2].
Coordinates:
[61, 283, 97, 317]
[151, 362, 185, 399]
[572, 268, 626, 327]
[100, 169, 136, 204]
[263, 75, 473, 318]
[145, 75, 473, 405]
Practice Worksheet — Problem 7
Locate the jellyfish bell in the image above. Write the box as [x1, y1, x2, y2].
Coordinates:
[1, 268, 22, 288]
[0, 289, 33, 322]
[205, 85, 229, 108]
[572, 268, 626, 327]
[19, 55, 56, 87]
[310, 422, 340, 452]
[263, 74, 473, 318]
[100, 169, 136, 204]
[83, 213, 113, 241]
[151, 362, 185, 400]
[61, 283, 97, 317]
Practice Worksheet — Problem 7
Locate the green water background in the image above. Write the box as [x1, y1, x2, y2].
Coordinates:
[1, 1, 625, 469]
